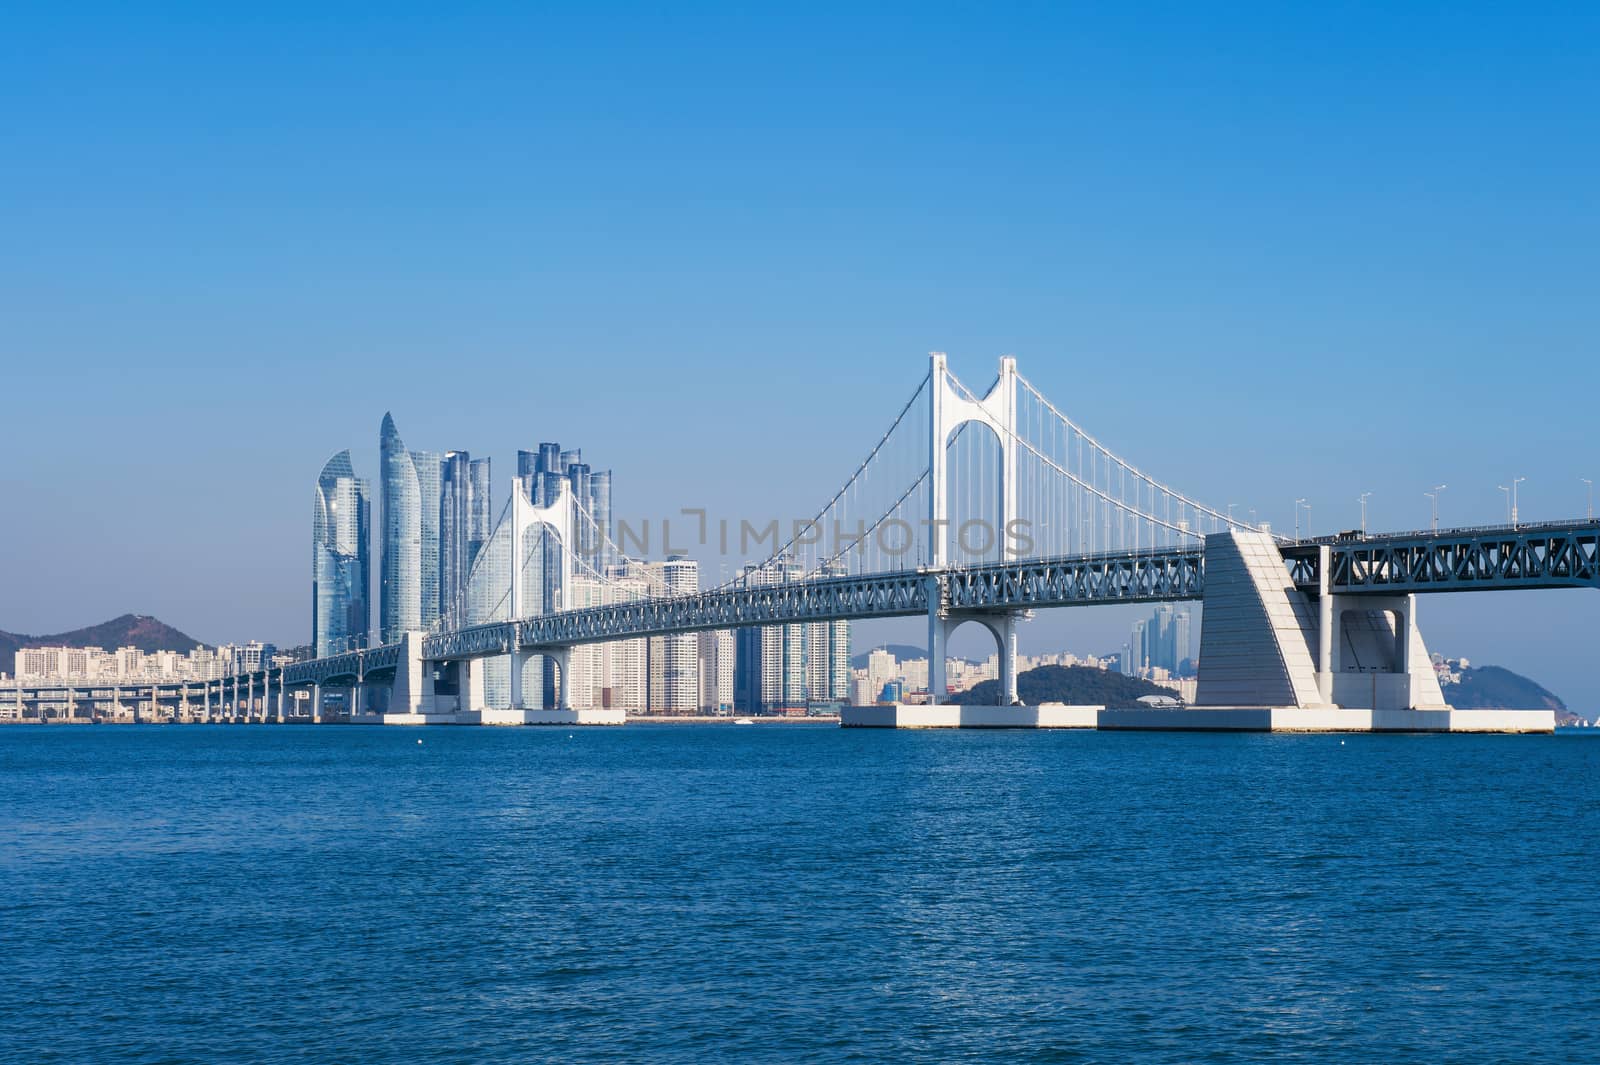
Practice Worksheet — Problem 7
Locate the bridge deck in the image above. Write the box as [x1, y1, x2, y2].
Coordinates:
[218, 521, 1597, 685]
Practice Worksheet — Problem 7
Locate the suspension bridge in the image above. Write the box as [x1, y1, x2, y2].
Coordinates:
[12, 354, 1594, 731]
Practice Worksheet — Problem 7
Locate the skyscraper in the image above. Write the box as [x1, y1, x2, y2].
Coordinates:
[380, 413, 422, 643]
[312, 450, 370, 657]
[412, 449, 443, 631]
[588, 470, 613, 569]
[440, 451, 492, 624]
[805, 560, 852, 704]
[647, 556, 700, 714]
[1126, 606, 1193, 676]
[1126, 620, 1147, 674]
[698, 629, 735, 714]
[381, 414, 488, 643]
[733, 554, 848, 712]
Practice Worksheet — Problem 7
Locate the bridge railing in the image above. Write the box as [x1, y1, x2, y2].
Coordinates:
[1284, 517, 1600, 547]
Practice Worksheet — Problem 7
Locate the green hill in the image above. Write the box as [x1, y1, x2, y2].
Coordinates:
[963, 665, 1175, 707]
[0, 614, 207, 668]
[1446, 665, 1569, 722]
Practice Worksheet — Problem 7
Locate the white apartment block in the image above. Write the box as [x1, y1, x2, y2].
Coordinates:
[13, 643, 260, 683]
[698, 629, 735, 713]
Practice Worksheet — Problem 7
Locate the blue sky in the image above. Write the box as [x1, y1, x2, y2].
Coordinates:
[3, 4, 1596, 703]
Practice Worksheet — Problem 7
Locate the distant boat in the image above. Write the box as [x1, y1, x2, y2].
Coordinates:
[734, 718, 754, 725]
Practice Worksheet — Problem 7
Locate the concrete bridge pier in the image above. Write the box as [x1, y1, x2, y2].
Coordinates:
[508, 647, 532, 712]
[552, 647, 574, 711]
[1160, 528, 1552, 731]
[926, 594, 1026, 707]
[456, 657, 487, 714]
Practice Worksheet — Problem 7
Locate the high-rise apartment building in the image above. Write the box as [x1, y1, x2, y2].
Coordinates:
[698, 629, 735, 714]
[379, 413, 423, 643]
[440, 450, 492, 623]
[411, 450, 443, 631]
[1124, 606, 1193, 676]
[312, 450, 371, 657]
[646, 557, 700, 714]
[734, 554, 850, 713]
[379, 413, 488, 644]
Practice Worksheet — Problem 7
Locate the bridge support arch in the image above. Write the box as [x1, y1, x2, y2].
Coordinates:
[926, 569, 1024, 706]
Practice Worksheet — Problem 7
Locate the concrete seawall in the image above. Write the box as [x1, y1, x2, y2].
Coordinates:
[841, 703, 1554, 733]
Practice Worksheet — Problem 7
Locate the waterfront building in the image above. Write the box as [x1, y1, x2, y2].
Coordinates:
[440, 451, 493, 623]
[412, 450, 444, 631]
[734, 554, 850, 712]
[380, 414, 487, 643]
[557, 567, 653, 712]
[13, 642, 262, 683]
[698, 629, 736, 714]
[646, 557, 700, 714]
[866, 649, 896, 704]
[380, 413, 423, 643]
[312, 449, 371, 657]
[588, 470, 613, 568]
[735, 554, 803, 712]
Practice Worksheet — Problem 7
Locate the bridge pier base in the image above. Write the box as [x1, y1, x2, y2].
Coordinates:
[552, 647, 573, 711]
[457, 658, 487, 714]
[1196, 530, 1448, 712]
[928, 601, 1025, 706]
[508, 649, 536, 711]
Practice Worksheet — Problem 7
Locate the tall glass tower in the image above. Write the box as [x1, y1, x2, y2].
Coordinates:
[412, 449, 443, 631]
[588, 469, 612, 568]
[441, 451, 493, 625]
[312, 450, 370, 657]
[380, 412, 422, 643]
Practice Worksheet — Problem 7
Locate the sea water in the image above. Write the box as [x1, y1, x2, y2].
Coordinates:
[2, 724, 1596, 1063]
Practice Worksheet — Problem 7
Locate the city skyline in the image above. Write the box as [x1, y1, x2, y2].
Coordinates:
[3, 6, 1596, 705]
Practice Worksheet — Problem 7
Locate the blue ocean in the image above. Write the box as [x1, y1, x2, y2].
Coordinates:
[2, 725, 1596, 1063]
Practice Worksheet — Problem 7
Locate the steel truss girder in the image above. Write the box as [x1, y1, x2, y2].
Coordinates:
[423, 622, 518, 662]
[419, 551, 1205, 657]
[281, 642, 401, 686]
[1287, 524, 1600, 594]
[516, 571, 931, 649]
[944, 549, 1203, 609]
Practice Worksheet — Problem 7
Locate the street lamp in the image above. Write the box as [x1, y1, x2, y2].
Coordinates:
[1358, 492, 1371, 534]
[1497, 484, 1512, 524]
[1425, 484, 1447, 532]
[1511, 476, 1525, 527]
[1294, 498, 1308, 540]
[1584, 478, 1594, 521]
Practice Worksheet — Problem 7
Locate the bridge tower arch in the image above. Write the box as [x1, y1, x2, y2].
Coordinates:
[508, 478, 577, 709]
[925, 354, 1024, 705]
[928, 352, 1019, 568]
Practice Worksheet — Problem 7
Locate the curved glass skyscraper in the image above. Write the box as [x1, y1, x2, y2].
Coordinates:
[312, 450, 371, 657]
[380, 412, 422, 643]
